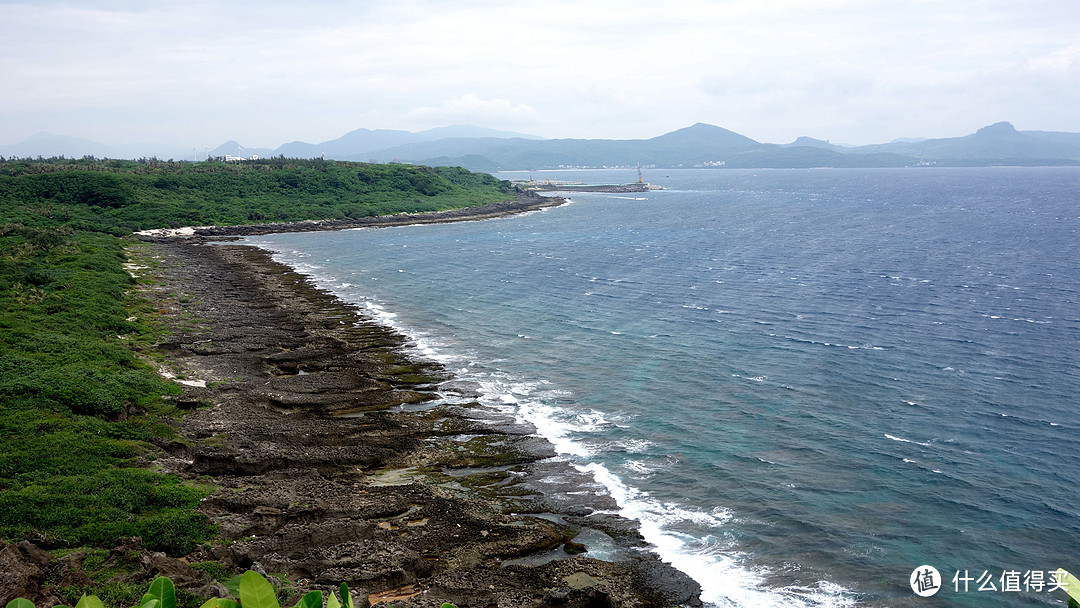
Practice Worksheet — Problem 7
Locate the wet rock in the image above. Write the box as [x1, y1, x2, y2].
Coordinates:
[629, 554, 703, 607]
[563, 541, 588, 555]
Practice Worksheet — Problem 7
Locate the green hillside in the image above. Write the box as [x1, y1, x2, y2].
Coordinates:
[0, 157, 512, 234]
[0, 157, 509, 559]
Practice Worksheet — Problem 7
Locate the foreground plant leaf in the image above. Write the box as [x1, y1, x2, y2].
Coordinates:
[143, 576, 178, 608]
[239, 571, 280, 608]
[292, 591, 322, 608]
[74, 595, 104, 608]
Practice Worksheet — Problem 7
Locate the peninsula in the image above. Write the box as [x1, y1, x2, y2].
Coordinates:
[0, 158, 699, 607]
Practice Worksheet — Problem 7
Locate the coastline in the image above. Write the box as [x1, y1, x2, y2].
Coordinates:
[135, 192, 567, 239]
[128, 235, 700, 606]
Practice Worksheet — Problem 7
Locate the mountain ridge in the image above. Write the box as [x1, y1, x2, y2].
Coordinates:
[366, 121, 1080, 169]
[4, 122, 1078, 169]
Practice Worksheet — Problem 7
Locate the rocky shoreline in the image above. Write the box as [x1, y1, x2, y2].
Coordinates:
[118, 223, 700, 607]
[147, 240, 700, 607]
[1, 193, 702, 607]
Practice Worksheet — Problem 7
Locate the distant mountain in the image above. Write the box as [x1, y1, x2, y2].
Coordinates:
[209, 140, 276, 158]
[852, 122, 1080, 163]
[1, 132, 192, 161]
[362, 123, 767, 169]
[4, 122, 1078, 169]
[370, 123, 906, 169]
[782, 136, 840, 150]
[410, 154, 505, 173]
[0, 124, 546, 162]
[1024, 130, 1080, 149]
[260, 124, 545, 161]
[378, 122, 1080, 170]
[0, 132, 113, 158]
[110, 143, 194, 160]
[650, 122, 759, 151]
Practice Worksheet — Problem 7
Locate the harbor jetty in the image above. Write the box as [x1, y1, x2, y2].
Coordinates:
[512, 179, 664, 193]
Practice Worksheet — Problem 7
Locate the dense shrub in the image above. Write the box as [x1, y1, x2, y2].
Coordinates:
[0, 157, 512, 233]
[0, 224, 202, 553]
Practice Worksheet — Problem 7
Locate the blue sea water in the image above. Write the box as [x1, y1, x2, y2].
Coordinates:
[245, 167, 1080, 608]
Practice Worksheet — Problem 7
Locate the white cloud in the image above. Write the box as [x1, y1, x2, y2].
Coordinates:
[1027, 43, 1080, 73]
[0, 0, 1078, 146]
[404, 95, 538, 128]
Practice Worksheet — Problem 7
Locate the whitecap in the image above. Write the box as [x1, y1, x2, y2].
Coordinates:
[623, 459, 659, 476]
[582, 462, 856, 608]
[249, 238, 858, 608]
[884, 433, 932, 447]
[618, 438, 656, 454]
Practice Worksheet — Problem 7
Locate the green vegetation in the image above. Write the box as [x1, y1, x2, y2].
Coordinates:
[0, 158, 507, 562]
[6, 570, 462, 608]
[4, 571, 395, 608]
[0, 224, 209, 554]
[0, 157, 511, 234]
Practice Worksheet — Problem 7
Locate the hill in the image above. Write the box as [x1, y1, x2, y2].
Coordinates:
[357, 122, 1080, 170]
[0, 156, 513, 573]
[0, 157, 512, 234]
[782, 136, 841, 150]
[1, 125, 544, 164]
[0, 132, 195, 161]
[852, 122, 1080, 163]
[6, 123, 1079, 170]
[246, 124, 544, 162]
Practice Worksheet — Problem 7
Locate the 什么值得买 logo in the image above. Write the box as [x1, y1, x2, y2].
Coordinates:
[910, 565, 941, 597]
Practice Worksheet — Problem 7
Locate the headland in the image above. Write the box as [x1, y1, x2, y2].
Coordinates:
[0, 161, 699, 606]
[135, 193, 567, 239]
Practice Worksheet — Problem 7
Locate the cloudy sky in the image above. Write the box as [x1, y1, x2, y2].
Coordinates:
[1, 0, 1077, 148]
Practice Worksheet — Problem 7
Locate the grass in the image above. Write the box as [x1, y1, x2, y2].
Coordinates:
[0, 226, 215, 554]
[0, 157, 510, 578]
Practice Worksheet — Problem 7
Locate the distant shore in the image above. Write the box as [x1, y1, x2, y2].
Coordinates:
[135, 192, 566, 239]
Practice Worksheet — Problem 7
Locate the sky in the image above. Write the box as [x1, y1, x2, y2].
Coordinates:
[1, 0, 1078, 148]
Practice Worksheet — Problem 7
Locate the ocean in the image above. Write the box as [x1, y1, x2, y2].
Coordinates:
[244, 167, 1080, 608]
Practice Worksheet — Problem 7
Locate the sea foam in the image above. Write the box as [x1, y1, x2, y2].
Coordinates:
[250, 241, 857, 608]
